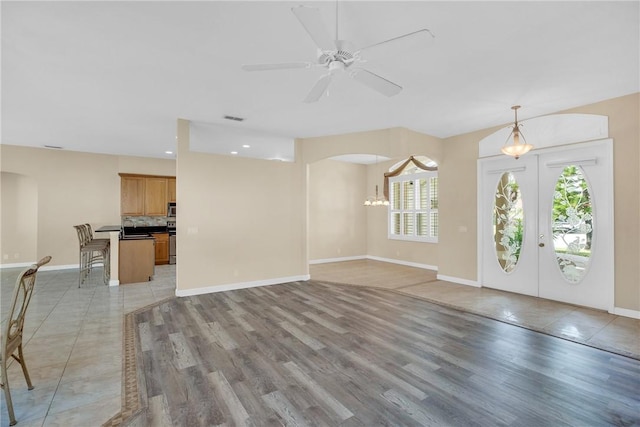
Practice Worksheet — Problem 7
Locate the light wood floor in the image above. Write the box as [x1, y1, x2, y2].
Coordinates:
[126, 279, 640, 426]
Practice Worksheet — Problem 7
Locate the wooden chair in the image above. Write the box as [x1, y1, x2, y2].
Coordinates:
[1, 256, 51, 426]
[73, 224, 110, 286]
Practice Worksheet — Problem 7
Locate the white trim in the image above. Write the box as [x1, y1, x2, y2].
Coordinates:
[175, 274, 311, 297]
[388, 171, 439, 242]
[366, 255, 437, 271]
[40, 264, 79, 271]
[612, 307, 640, 319]
[0, 262, 33, 269]
[309, 255, 367, 265]
[436, 274, 481, 288]
[486, 166, 527, 175]
[387, 235, 438, 244]
[109, 279, 120, 287]
[0, 262, 78, 271]
[476, 158, 484, 294]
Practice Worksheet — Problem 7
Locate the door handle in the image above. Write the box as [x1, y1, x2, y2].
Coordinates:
[539, 243, 545, 247]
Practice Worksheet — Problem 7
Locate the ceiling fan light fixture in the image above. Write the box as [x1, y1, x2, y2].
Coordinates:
[242, 6, 433, 103]
[329, 60, 346, 73]
[501, 105, 533, 160]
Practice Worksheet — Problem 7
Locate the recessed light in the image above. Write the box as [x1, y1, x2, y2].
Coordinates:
[242, 145, 250, 148]
[165, 151, 173, 155]
[231, 151, 238, 155]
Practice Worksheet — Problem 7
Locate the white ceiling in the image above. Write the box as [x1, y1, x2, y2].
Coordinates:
[2, 1, 638, 161]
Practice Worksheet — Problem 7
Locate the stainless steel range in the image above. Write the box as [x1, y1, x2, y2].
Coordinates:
[167, 219, 176, 265]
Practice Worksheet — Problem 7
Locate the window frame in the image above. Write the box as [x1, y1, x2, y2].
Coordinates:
[388, 170, 438, 243]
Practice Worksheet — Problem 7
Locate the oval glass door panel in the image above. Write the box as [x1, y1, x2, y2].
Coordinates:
[494, 172, 524, 273]
[552, 166, 593, 283]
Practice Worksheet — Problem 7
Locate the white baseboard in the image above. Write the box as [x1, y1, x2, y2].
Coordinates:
[175, 274, 311, 297]
[367, 255, 437, 271]
[40, 264, 79, 271]
[109, 279, 120, 287]
[0, 262, 78, 271]
[309, 255, 367, 265]
[612, 307, 640, 319]
[436, 274, 481, 288]
[0, 262, 33, 269]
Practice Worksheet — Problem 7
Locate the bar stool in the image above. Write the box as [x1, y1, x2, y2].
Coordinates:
[73, 224, 110, 286]
[84, 224, 110, 283]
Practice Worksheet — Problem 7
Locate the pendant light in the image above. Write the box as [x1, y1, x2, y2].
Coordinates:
[501, 105, 533, 159]
[364, 155, 389, 207]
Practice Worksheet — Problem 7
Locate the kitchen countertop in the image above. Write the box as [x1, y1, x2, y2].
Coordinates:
[95, 225, 121, 233]
[121, 226, 170, 240]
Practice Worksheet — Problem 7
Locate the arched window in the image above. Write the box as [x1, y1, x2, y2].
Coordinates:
[388, 156, 438, 242]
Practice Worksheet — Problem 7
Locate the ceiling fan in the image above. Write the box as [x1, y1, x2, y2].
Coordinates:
[242, 5, 434, 103]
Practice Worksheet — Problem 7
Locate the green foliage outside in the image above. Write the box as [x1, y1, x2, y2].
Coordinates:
[552, 165, 592, 251]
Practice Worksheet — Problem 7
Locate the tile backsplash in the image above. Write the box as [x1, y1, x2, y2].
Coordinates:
[122, 216, 170, 227]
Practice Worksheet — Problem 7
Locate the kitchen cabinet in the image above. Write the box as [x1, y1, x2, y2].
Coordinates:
[168, 178, 176, 202]
[119, 238, 155, 284]
[121, 176, 145, 215]
[145, 178, 168, 215]
[119, 174, 175, 216]
[151, 232, 169, 265]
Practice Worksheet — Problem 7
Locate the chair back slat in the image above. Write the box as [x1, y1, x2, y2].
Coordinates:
[2, 256, 51, 352]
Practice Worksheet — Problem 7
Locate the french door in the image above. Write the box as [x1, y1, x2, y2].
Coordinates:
[479, 140, 613, 311]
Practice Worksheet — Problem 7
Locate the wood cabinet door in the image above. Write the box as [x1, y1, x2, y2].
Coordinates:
[119, 239, 155, 284]
[168, 178, 176, 202]
[151, 233, 169, 265]
[121, 177, 145, 215]
[145, 178, 168, 215]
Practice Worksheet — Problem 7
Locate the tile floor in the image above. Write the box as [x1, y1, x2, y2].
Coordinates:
[1, 265, 175, 427]
[1, 259, 638, 426]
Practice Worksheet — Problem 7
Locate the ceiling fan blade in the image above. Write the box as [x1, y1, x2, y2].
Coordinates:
[291, 6, 336, 52]
[357, 29, 434, 57]
[304, 74, 332, 103]
[350, 69, 402, 97]
[242, 62, 313, 72]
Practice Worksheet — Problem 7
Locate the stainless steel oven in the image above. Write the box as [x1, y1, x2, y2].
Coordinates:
[167, 202, 176, 217]
[169, 234, 176, 265]
[167, 219, 176, 264]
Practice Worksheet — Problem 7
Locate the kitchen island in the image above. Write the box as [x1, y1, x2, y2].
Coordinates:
[95, 225, 121, 286]
[95, 225, 159, 285]
[119, 235, 155, 284]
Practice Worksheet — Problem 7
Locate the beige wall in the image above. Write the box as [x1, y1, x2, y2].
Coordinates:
[301, 127, 442, 164]
[438, 93, 639, 311]
[303, 128, 442, 268]
[565, 93, 639, 310]
[308, 159, 367, 261]
[3, 93, 637, 311]
[175, 119, 306, 293]
[1, 172, 38, 263]
[365, 159, 439, 266]
[0, 145, 175, 266]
